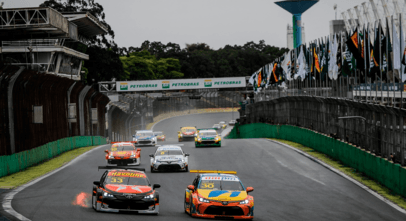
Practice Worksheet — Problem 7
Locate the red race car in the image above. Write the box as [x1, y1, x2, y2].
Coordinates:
[105, 142, 141, 166]
[184, 170, 254, 220]
[92, 166, 160, 214]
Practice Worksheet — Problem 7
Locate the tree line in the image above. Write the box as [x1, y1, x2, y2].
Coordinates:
[40, 1, 288, 84]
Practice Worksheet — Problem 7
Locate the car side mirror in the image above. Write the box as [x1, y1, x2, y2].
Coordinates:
[246, 187, 254, 193]
[149, 154, 154, 157]
[137, 148, 141, 152]
[153, 184, 161, 189]
[187, 185, 195, 191]
[104, 150, 109, 154]
[93, 181, 100, 186]
[185, 153, 190, 156]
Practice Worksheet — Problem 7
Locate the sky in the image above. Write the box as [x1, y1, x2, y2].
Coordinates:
[7, 0, 374, 49]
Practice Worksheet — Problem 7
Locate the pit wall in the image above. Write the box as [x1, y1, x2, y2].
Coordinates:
[227, 123, 406, 198]
[0, 136, 106, 178]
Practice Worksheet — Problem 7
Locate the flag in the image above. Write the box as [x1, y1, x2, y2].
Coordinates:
[321, 38, 329, 81]
[332, 34, 339, 80]
[313, 47, 321, 75]
[401, 14, 406, 82]
[269, 62, 279, 84]
[342, 32, 353, 77]
[346, 28, 365, 70]
[282, 50, 292, 80]
[336, 34, 343, 78]
[383, 18, 393, 81]
[328, 36, 334, 79]
[393, 18, 401, 71]
[297, 45, 307, 81]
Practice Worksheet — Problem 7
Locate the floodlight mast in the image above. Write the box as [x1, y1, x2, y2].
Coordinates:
[275, 0, 319, 48]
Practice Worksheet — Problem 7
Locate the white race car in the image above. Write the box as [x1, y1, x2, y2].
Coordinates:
[149, 145, 189, 172]
[133, 130, 157, 146]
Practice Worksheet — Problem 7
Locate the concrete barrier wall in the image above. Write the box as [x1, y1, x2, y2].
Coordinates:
[227, 123, 406, 198]
[0, 136, 106, 178]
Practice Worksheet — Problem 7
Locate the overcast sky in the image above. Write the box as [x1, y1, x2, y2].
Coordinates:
[8, 0, 371, 49]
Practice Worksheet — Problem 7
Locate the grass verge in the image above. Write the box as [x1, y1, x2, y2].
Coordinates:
[270, 138, 406, 210]
[0, 146, 98, 189]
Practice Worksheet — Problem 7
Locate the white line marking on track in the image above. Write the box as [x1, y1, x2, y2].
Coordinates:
[2, 144, 109, 221]
[275, 159, 326, 186]
[268, 139, 406, 215]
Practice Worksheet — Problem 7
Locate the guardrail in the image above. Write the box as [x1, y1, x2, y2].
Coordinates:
[227, 123, 406, 198]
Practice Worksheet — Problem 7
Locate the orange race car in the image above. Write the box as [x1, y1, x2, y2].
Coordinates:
[178, 126, 197, 142]
[184, 170, 254, 220]
[92, 166, 160, 214]
[105, 142, 141, 166]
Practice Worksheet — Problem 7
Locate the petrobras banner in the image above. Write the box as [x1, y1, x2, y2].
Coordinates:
[116, 77, 246, 92]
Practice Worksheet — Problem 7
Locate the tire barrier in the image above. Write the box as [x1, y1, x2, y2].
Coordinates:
[0, 136, 106, 178]
[227, 123, 406, 198]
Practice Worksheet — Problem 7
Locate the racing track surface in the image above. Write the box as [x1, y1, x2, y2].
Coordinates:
[8, 112, 406, 221]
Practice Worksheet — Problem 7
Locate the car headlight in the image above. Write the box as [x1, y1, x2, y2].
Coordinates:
[144, 193, 154, 199]
[103, 192, 114, 197]
[239, 199, 249, 204]
[108, 155, 114, 159]
[179, 134, 183, 137]
[194, 133, 197, 137]
[130, 154, 135, 158]
[215, 137, 219, 141]
[199, 197, 210, 203]
[198, 138, 202, 141]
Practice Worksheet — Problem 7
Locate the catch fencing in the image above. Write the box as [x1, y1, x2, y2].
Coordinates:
[0, 64, 109, 156]
[227, 123, 406, 199]
[240, 96, 406, 166]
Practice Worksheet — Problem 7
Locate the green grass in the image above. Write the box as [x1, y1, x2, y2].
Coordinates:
[0, 146, 98, 189]
[270, 138, 406, 210]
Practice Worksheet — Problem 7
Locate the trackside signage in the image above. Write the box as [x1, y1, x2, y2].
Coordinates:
[116, 77, 246, 92]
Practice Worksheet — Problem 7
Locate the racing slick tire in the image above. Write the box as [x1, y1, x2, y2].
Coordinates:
[184, 192, 188, 214]
[92, 188, 99, 211]
[151, 166, 156, 173]
[188, 195, 194, 216]
[154, 192, 160, 215]
[184, 165, 189, 172]
[178, 138, 182, 142]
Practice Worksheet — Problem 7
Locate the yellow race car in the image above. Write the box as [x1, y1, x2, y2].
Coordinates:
[178, 126, 197, 142]
[184, 170, 254, 219]
[195, 129, 221, 147]
[219, 121, 227, 129]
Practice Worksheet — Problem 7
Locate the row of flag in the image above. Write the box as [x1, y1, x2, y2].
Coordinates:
[249, 15, 406, 93]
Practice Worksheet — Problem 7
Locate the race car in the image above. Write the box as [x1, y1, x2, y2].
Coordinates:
[92, 166, 160, 214]
[149, 145, 189, 172]
[195, 129, 221, 147]
[184, 170, 254, 219]
[178, 126, 197, 142]
[105, 142, 141, 166]
[229, 120, 236, 125]
[219, 121, 227, 129]
[133, 130, 157, 146]
[212, 124, 222, 130]
[154, 131, 166, 141]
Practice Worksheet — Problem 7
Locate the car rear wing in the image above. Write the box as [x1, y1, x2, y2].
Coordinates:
[110, 141, 137, 144]
[98, 166, 146, 171]
[196, 128, 217, 131]
[190, 170, 237, 175]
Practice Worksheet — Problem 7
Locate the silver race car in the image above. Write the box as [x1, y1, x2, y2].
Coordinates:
[149, 145, 189, 172]
[133, 130, 157, 146]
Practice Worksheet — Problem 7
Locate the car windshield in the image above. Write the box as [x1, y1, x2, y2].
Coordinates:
[182, 128, 196, 132]
[199, 132, 217, 136]
[111, 145, 134, 151]
[154, 132, 163, 136]
[156, 150, 183, 155]
[199, 180, 243, 191]
[105, 172, 149, 186]
[137, 132, 153, 136]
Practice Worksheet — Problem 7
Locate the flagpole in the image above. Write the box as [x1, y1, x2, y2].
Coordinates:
[386, 17, 390, 106]
[391, 15, 395, 107]
[364, 24, 368, 103]
[379, 20, 383, 103]
[400, 13, 404, 109]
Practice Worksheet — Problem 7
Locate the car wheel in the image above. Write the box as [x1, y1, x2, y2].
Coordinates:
[92, 189, 98, 211]
[151, 166, 156, 173]
[179, 138, 182, 142]
[184, 192, 188, 213]
[189, 195, 194, 216]
[184, 165, 189, 172]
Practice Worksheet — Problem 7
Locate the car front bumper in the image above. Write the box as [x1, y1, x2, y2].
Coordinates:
[135, 140, 156, 146]
[152, 162, 187, 171]
[97, 197, 159, 214]
[191, 201, 253, 219]
[195, 140, 221, 147]
[107, 158, 140, 166]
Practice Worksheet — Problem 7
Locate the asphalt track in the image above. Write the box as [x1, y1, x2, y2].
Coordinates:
[6, 112, 406, 221]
